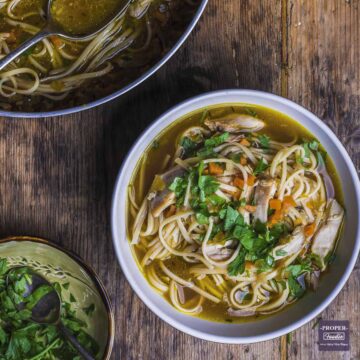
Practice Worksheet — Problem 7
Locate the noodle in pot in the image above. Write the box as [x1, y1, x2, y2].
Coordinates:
[0, 0, 200, 110]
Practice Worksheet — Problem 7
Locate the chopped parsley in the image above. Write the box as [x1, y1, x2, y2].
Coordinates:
[258, 134, 270, 149]
[253, 158, 269, 175]
[0, 260, 99, 359]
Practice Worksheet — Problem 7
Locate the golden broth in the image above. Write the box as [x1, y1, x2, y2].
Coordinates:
[128, 104, 343, 323]
[51, 0, 123, 35]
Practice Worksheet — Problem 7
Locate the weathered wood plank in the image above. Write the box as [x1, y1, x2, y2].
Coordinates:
[286, 1, 360, 359]
[0, 1, 283, 359]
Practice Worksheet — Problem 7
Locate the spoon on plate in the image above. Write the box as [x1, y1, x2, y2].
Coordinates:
[0, 0, 131, 71]
[6, 267, 95, 360]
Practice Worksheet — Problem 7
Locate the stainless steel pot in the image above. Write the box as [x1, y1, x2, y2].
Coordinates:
[0, 0, 208, 118]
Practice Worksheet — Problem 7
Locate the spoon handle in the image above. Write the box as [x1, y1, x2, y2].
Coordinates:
[0, 30, 50, 71]
[58, 322, 96, 360]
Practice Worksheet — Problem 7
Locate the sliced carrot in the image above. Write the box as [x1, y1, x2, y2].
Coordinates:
[268, 209, 283, 226]
[233, 177, 245, 189]
[244, 205, 257, 213]
[209, 162, 224, 175]
[269, 198, 282, 211]
[50, 35, 64, 48]
[240, 138, 251, 147]
[203, 169, 209, 175]
[283, 195, 296, 209]
[165, 205, 176, 218]
[304, 223, 316, 237]
[247, 174, 256, 186]
[240, 156, 247, 165]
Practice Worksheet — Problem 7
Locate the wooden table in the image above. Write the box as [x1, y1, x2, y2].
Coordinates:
[0, 0, 359, 359]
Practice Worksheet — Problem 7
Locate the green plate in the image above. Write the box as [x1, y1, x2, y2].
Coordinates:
[0, 236, 114, 360]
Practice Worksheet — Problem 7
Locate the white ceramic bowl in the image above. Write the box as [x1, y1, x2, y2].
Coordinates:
[111, 90, 360, 344]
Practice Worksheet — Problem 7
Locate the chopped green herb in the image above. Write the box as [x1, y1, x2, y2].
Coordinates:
[228, 248, 246, 276]
[152, 140, 160, 149]
[195, 212, 209, 225]
[253, 158, 269, 175]
[199, 109, 209, 124]
[180, 137, 198, 157]
[0, 258, 8, 275]
[288, 274, 305, 298]
[308, 140, 319, 151]
[245, 108, 258, 117]
[275, 249, 288, 257]
[258, 134, 270, 149]
[0, 260, 99, 359]
[204, 132, 229, 147]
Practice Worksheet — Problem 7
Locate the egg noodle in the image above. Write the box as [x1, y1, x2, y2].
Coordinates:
[0, 0, 196, 102]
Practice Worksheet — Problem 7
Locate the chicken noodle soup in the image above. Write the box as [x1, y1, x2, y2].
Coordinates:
[0, 0, 199, 111]
[128, 104, 344, 323]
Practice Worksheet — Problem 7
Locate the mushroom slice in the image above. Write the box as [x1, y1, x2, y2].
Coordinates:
[253, 178, 276, 223]
[271, 226, 305, 260]
[204, 113, 265, 133]
[158, 165, 187, 186]
[204, 240, 237, 261]
[150, 190, 176, 218]
[311, 199, 344, 271]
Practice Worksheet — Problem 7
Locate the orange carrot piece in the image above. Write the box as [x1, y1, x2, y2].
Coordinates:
[244, 205, 257, 213]
[304, 223, 316, 237]
[247, 174, 256, 186]
[240, 138, 251, 147]
[50, 35, 64, 48]
[233, 177, 245, 189]
[269, 198, 282, 211]
[240, 156, 247, 165]
[209, 162, 224, 175]
[283, 195, 296, 209]
[268, 209, 283, 226]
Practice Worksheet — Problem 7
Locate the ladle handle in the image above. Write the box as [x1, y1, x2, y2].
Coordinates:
[58, 322, 95, 360]
[0, 30, 50, 71]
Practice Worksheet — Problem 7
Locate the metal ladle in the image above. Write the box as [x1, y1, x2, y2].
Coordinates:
[6, 267, 95, 360]
[0, 0, 131, 71]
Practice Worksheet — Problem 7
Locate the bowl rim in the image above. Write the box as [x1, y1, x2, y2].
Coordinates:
[0, 0, 208, 119]
[111, 89, 360, 344]
[0, 235, 115, 359]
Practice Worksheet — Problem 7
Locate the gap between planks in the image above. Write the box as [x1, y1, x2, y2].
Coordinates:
[280, 0, 289, 358]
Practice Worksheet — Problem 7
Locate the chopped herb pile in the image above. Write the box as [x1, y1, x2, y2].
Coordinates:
[0, 259, 98, 360]
[166, 129, 322, 300]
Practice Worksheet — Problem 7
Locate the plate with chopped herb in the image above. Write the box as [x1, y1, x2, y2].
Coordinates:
[0, 236, 114, 359]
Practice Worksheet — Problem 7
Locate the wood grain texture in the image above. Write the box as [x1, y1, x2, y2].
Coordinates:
[0, 0, 358, 359]
[285, 1, 360, 359]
